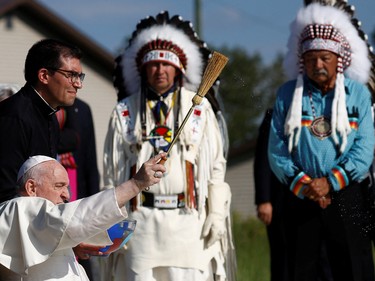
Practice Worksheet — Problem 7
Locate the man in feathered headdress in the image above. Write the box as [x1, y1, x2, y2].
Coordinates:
[268, 3, 375, 281]
[99, 11, 233, 281]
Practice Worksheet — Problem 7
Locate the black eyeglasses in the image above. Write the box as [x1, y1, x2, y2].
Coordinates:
[47, 68, 85, 84]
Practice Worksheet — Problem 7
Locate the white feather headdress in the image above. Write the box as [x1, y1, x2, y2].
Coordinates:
[114, 11, 208, 99]
[284, 3, 370, 83]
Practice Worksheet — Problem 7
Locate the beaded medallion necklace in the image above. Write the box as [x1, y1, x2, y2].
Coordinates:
[308, 90, 332, 140]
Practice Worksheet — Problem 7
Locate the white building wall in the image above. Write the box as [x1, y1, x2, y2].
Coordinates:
[226, 158, 256, 219]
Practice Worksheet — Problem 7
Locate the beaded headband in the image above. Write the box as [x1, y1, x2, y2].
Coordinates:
[137, 40, 187, 73]
[300, 24, 352, 73]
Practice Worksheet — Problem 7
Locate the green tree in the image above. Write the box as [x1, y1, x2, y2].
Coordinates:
[215, 47, 286, 156]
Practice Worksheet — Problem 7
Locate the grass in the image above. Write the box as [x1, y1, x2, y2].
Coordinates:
[232, 213, 270, 281]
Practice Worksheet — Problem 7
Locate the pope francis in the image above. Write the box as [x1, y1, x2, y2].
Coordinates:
[0, 154, 166, 280]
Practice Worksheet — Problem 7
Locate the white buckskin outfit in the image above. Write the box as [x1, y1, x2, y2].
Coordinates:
[99, 11, 233, 281]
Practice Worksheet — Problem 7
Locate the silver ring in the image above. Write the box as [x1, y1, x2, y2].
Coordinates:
[321, 196, 326, 200]
[154, 171, 162, 178]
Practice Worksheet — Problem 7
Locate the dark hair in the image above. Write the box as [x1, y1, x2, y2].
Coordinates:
[24, 38, 83, 85]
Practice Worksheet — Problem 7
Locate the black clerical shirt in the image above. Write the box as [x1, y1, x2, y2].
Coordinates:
[0, 84, 59, 202]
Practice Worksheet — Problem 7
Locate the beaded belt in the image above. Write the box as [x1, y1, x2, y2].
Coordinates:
[142, 191, 185, 209]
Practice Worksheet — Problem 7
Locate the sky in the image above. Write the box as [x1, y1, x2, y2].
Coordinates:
[37, 0, 375, 65]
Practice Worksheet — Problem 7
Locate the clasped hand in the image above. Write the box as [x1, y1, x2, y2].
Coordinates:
[302, 177, 331, 209]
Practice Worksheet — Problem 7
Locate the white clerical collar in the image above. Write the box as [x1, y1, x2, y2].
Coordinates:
[32, 86, 58, 114]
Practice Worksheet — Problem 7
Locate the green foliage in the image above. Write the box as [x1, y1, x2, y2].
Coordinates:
[232, 213, 270, 281]
[215, 47, 286, 149]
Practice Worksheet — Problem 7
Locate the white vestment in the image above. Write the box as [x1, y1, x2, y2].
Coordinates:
[0, 189, 127, 280]
[100, 88, 232, 281]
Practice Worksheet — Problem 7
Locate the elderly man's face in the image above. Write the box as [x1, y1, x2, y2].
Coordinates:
[303, 50, 338, 91]
[27, 161, 70, 204]
[145, 61, 178, 95]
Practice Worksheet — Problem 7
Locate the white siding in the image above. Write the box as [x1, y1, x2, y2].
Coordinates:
[226, 158, 256, 219]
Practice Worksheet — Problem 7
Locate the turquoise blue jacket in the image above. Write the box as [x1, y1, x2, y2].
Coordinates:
[268, 77, 374, 198]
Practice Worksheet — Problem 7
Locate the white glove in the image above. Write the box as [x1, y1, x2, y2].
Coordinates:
[203, 213, 226, 247]
[202, 183, 231, 247]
